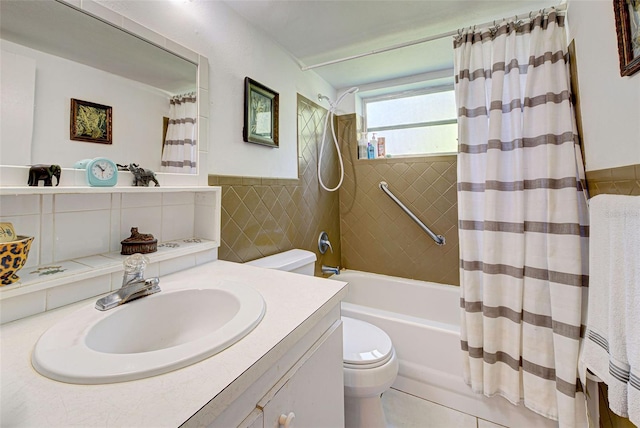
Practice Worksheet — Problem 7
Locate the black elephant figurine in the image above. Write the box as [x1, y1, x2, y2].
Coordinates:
[128, 163, 160, 187]
[27, 164, 61, 187]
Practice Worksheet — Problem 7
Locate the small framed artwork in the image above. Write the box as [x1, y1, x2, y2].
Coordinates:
[243, 77, 279, 148]
[613, 0, 640, 76]
[70, 98, 112, 144]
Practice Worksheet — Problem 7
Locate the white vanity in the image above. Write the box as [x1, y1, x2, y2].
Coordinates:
[1, 259, 347, 427]
[0, 186, 348, 427]
[0, 181, 346, 428]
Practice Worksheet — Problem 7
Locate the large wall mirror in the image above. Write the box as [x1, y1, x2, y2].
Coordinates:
[0, 0, 202, 176]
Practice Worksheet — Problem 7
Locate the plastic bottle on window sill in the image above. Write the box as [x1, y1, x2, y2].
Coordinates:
[358, 134, 369, 159]
[368, 133, 377, 159]
[367, 142, 375, 159]
[377, 136, 386, 158]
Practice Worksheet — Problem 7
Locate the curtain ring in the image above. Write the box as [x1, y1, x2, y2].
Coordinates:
[529, 11, 533, 19]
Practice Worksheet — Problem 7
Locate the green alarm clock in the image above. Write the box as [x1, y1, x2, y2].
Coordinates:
[85, 157, 118, 187]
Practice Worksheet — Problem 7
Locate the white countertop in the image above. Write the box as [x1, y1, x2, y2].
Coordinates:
[0, 260, 347, 427]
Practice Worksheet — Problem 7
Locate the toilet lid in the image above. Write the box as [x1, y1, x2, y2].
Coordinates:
[342, 317, 393, 368]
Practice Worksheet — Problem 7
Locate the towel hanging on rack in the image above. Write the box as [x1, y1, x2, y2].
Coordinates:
[580, 194, 640, 426]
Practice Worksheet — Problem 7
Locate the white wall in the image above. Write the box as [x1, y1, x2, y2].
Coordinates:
[0, 40, 170, 171]
[0, 49, 35, 166]
[567, 0, 640, 171]
[99, 1, 336, 179]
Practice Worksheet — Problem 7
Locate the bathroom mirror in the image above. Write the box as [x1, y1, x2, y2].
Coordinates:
[0, 0, 199, 174]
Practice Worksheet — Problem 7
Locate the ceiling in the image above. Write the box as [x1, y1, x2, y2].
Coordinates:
[224, 0, 558, 91]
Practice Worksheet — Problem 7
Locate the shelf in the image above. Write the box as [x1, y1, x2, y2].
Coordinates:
[0, 238, 218, 300]
[0, 185, 218, 196]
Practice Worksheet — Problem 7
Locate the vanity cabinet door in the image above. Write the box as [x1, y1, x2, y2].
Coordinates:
[260, 322, 344, 428]
[239, 408, 264, 428]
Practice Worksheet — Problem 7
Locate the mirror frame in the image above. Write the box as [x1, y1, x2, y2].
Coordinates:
[0, 0, 209, 188]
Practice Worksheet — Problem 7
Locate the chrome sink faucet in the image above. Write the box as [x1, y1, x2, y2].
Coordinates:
[95, 254, 161, 311]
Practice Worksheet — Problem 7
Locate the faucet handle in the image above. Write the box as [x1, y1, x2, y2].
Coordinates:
[318, 231, 333, 254]
[123, 253, 150, 273]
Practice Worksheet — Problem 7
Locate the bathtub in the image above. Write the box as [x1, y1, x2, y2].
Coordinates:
[335, 270, 557, 428]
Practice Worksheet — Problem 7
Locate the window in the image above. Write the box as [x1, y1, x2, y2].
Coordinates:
[364, 87, 457, 157]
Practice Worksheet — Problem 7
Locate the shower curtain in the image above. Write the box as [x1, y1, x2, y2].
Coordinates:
[454, 10, 589, 427]
[161, 92, 197, 173]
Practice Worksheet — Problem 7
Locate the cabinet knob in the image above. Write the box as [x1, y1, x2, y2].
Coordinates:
[278, 412, 295, 428]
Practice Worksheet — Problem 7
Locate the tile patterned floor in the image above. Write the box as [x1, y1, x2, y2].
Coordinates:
[383, 388, 507, 428]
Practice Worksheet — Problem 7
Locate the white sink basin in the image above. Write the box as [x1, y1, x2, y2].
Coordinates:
[32, 281, 265, 384]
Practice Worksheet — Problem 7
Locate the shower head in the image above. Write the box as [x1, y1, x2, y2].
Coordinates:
[318, 93, 331, 103]
[335, 86, 359, 105]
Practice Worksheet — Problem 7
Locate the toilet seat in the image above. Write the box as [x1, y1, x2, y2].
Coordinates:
[342, 317, 394, 369]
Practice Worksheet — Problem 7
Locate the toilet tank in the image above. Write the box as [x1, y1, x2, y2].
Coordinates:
[245, 249, 317, 276]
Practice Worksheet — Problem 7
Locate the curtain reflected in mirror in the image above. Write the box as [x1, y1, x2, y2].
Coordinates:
[161, 93, 197, 174]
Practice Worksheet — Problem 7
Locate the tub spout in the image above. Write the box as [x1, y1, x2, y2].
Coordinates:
[322, 265, 340, 275]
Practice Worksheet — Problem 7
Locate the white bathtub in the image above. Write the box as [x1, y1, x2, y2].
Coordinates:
[335, 270, 557, 428]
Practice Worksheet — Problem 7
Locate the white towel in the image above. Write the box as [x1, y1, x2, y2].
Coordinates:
[580, 194, 640, 426]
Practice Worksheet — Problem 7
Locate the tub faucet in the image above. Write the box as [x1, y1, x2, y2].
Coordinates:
[321, 265, 340, 275]
[95, 254, 160, 311]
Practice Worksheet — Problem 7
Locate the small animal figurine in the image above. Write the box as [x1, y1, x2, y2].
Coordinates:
[27, 164, 61, 187]
[121, 227, 157, 255]
[128, 163, 160, 187]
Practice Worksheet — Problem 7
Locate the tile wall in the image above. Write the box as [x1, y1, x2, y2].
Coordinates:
[1, 192, 215, 268]
[210, 94, 341, 275]
[337, 114, 460, 285]
[586, 164, 640, 197]
[214, 98, 460, 284]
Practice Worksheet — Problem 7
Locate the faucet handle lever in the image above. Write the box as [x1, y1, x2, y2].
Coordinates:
[318, 231, 333, 254]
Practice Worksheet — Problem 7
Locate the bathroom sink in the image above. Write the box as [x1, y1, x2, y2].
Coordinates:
[32, 281, 265, 384]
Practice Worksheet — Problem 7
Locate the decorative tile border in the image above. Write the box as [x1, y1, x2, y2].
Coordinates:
[586, 164, 640, 196]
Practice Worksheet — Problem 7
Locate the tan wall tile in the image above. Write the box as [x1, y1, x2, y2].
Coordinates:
[338, 115, 460, 286]
[215, 100, 461, 284]
[213, 94, 341, 276]
[587, 164, 640, 197]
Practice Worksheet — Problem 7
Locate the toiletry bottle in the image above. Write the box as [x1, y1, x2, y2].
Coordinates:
[358, 133, 369, 159]
[368, 133, 377, 159]
[377, 136, 386, 158]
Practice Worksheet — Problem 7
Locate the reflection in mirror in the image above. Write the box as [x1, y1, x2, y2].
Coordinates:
[0, 0, 198, 174]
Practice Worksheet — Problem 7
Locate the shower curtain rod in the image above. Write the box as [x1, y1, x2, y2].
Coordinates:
[300, 3, 567, 72]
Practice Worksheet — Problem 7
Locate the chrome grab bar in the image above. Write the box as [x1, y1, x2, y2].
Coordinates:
[379, 181, 446, 246]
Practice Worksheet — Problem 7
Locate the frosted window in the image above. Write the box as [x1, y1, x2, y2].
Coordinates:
[365, 89, 457, 157]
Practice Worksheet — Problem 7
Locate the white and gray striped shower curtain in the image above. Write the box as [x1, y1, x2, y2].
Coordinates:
[161, 93, 197, 174]
[454, 10, 589, 427]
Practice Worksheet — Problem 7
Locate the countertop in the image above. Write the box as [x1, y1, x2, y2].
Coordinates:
[0, 260, 348, 427]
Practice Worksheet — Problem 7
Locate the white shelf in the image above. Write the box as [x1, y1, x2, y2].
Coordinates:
[0, 185, 218, 196]
[0, 238, 218, 300]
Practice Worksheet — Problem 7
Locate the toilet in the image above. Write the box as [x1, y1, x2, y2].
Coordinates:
[246, 249, 398, 428]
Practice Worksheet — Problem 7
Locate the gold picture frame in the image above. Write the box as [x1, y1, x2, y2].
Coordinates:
[70, 98, 112, 144]
[243, 77, 279, 148]
[614, 0, 640, 76]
